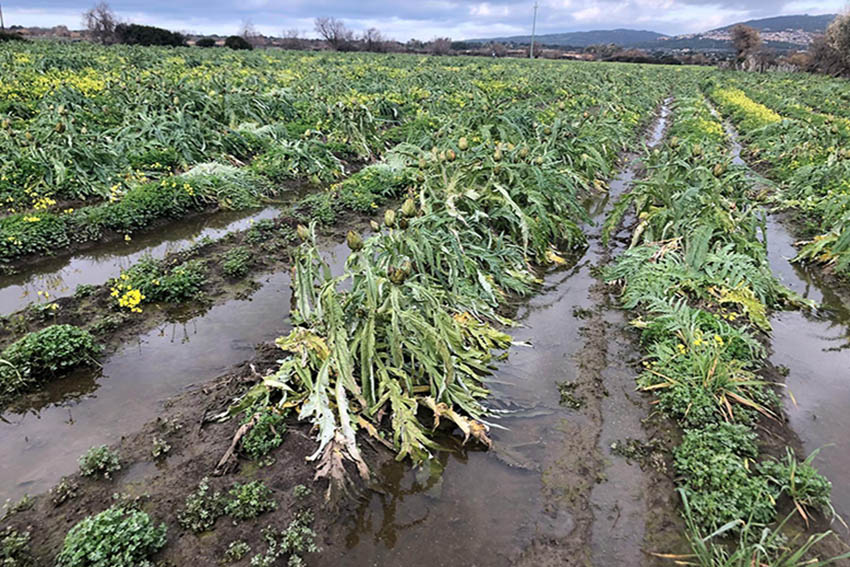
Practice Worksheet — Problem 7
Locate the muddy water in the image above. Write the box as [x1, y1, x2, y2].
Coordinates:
[318, 105, 672, 567]
[0, 241, 353, 502]
[0, 206, 290, 316]
[720, 114, 850, 529]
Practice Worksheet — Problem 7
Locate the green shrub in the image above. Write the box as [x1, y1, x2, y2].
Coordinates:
[221, 246, 253, 279]
[224, 481, 277, 521]
[78, 445, 121, 479]
[56, 506, 166, 567]
[241, 410, 286, 459]
[1, 325, 100, 400]
[177, 477, 225, 533]
[225, 36, 252, 50]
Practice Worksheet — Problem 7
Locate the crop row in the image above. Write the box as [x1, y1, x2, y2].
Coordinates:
[215, 64, 670, 490]
[706, 76, 850, 279]
[605, 87, 843, 562]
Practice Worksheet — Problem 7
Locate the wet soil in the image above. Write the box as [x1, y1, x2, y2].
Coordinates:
[0, 344, 349, 566]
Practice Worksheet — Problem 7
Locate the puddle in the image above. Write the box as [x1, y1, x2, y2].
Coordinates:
[318, 102, 672, 566]
[0, 241, 352, 502]
[0, 198, 304, 316]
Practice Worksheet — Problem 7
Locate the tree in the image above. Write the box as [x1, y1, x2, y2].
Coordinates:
[362, 27, 385, 52]
[114, 23, 185, 46]
[314, 17, 353, 51]
[281, 28, 303, 50]
[82, 1, 117, 44]
[195, 37, 216, 48]
[429, 37, 451, 55]
[225, 35, 252, 50]
[731, 24, 761, 68]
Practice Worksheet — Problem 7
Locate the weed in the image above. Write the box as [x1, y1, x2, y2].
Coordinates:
[56, 505, 167, 567]
[292, 485, 311, 500]
[0, 325, 100, 400]
[759, 448, 837, 525]
[224, 541, 251, 563]
[78, 445, 121, 479]
[2, 495, 32, 518]
[0, 526, 32, 566]
[51, 478, 79, 507]
[151, 437, 171, 460]
[225, 481, 277, 521]
[177, 477, 225, 533]
[250, 511, 318, 567]
[221, 246, 252, 279]
[557, 381, 584, 409]
[73, 284, 97, 299]
[241, 410, 286, 460]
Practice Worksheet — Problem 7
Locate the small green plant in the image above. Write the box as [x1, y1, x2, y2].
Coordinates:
[74, 284, 97, 299]
[51, 478, 79, 507]
[116, 256, 207, 305]
[225, 481, 277, 521]
[78, 445, 121, 479]
[151, 437, 171, 460]
[241, 410, 286, 460]
[249, 511, 318, 567]
[0, 526, 32, 566]
[221, 246, 253, 279]
[177, 477, 225, 533]
[56, 505, 167, 567]
[2, 494, 32, 518]
[292, 485, 311, 500]
[0, 325, 100, 400]
[225, 541, 251, 563]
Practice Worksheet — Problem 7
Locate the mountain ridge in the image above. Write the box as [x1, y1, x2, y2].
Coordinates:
[466, 13, 837, 51]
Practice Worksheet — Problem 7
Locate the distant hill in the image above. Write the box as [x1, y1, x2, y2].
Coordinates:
[466, 13, 836, 52]
[711, 14, 835, 34]
[467, 28, 667, 48]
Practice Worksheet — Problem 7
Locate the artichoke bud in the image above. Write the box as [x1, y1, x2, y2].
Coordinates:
[55, 122, 65, 133]
[384, 209, 396, 227]
[519, 147, 529, 158]
[493, 148, 503, 162]
[713, 163, 725, 176]
[370, 220, 380, 232]
[535, 156, 544, 165]
[458, 137, 468, 150]
[346, 230, 363, 251]
[446, 149, 456, 161]
[398, 217, 409, 230]
[418, 157, 427, 169]
[296, 224, 310, 241]
[543, 126, 552, 135]
[401, 198, 416, 217]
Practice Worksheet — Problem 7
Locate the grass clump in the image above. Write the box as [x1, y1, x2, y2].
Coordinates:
[78, 445, 121, 479]
[224, 481, 277, 521]
[759, 448, 836, 524]
[55, 505, 166, 567]
[51, 478, 79, 507]
[0, 325, 100, 401]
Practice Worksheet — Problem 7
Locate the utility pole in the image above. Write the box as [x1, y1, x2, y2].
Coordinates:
[529, 1, 538, 59]
[0, 3, 5, 31]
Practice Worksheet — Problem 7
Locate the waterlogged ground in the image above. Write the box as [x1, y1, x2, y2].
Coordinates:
[0, 239, 353, 501]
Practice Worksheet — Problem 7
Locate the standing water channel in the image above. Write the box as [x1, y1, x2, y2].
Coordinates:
[721, 113, 850, 531]
[0, 204, 290, 315]
[317, 101, 673, 566]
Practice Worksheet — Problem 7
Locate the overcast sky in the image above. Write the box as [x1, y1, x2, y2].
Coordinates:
[4, 1, 844, 40]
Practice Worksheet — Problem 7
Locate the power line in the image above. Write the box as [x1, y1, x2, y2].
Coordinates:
[529, 2, 538, 59]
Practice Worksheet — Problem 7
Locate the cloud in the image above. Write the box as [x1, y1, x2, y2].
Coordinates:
[4, 0, 844, 40]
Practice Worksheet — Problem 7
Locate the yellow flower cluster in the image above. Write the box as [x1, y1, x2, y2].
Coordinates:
[110, 274, 145, 313]
[713, 88, 782, 129]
